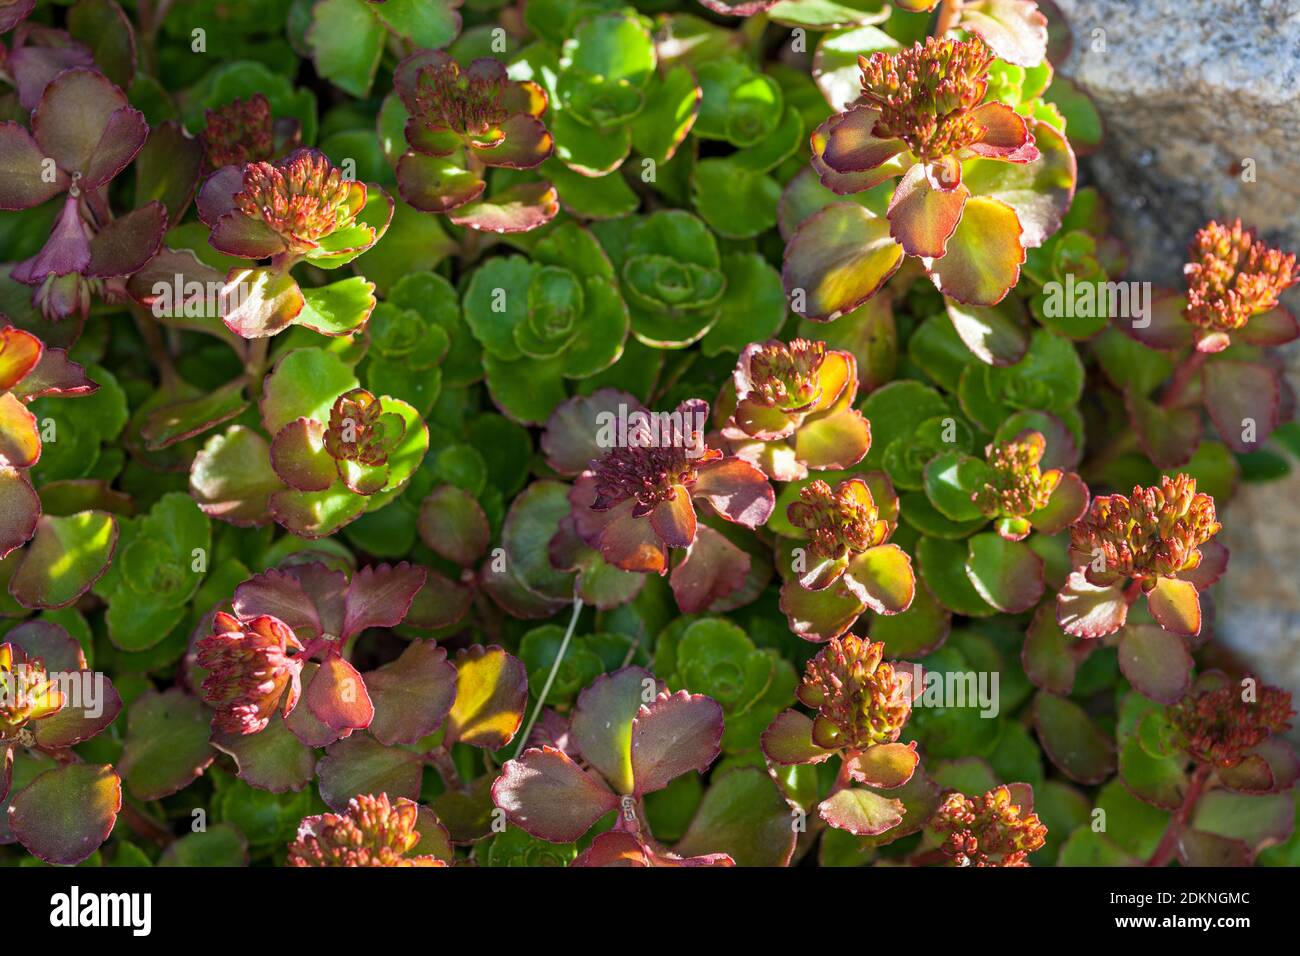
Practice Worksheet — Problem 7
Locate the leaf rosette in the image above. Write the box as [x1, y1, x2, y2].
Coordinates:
[716, 338, 872, 481]
[779, 474, 915, 641]
[252, 348, 429, 538]
[391, 51, 558, 234]
[785, 36, 1078, 320]
[463, 224, 630, 425]
[196, 147, 393, 337]
[762, 634, 918, 837]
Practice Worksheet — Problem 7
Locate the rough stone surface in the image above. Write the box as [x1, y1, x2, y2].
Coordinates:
[1053, 0, 1300, 704]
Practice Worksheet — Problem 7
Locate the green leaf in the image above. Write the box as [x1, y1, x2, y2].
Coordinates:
[964, 532, 1044, 613]
[261, 348, 359, 435]
[297, 277, 376, 336]
[9, 763, 120, 866]
[675, 766, 797, 866]
[695, 60, 783, 147]
[1033, 691, 1115, 784]
[8, 511, 118, 610]
[307, 0, 386, 97]
[119, 689, 216, 801]
[692, 159, 780, 239]
[160, 823, 249, 866]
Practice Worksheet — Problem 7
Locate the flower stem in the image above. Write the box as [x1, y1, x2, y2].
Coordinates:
[1146, 763, 1211, 867]
[1160, 350, 1207, 409]
[131, 305, 178, 390]
[934, 0, 964, 37]
[245, 338, 270, 396]
[511, 595, 584, 759]
[427, 746, 463, 791]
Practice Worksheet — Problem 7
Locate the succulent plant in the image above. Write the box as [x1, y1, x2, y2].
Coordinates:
[0, 0, 1291, 877]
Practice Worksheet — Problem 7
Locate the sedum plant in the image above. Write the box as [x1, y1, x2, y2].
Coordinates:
[0, 0, 1295, 874]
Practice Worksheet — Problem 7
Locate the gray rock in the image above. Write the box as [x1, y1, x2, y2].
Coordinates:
[1052, 0, 1300, 705]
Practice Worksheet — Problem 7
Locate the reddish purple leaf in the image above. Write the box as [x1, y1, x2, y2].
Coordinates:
[492, 746, 619, 842]
[630, 690, 724, 796]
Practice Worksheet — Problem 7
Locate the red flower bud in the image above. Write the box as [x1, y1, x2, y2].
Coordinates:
[1184, 219, 1298, 335]
[1167, 680, 1294, 768]
[196, 611, 304, 735]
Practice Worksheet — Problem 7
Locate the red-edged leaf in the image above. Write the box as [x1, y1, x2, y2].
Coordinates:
[761, 709, 835, 765]
[365, 640, 457, 746]
[691, 457, 775, 528]
[314, 734, 423, 812]
[964, 532, 1043, 613]
[844, 542, 915, 615]
[211, 713, 315, 793]
[1117, 623, 1193, 704]
[846, 741, 919, 789]
[341, 561, 427, 639]
[783, 203, 904, 322]
[1057, 570, 1128, 638]
[817, 787, 904, 835]
[887, 162, 968, 258]
[923, 196, 1024, 306]
[1145, 575, 1201, 637]
[492, 746, 619, 842]
[9, 763, 120, 865]
[303, 655, 374, 732]
[1203, 359, 1280, 453]
[631, 690, 724, 795]
[670, 523, 751, 613]
[1033, 690, 1115, 784]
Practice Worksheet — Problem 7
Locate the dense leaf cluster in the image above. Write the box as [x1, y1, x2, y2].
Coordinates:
[0, 0, 1297, 869]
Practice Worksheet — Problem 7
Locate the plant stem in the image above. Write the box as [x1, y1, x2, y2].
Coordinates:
[120, 800, 173, 847]
[245, 338, 270, 396]
[512, 595, 584, 759]
[1146, 763, 1211, 867]
[131, 305, 179, 390]
[427, 746, 463, 791]
[934, 0, 964, 37]
[1160, 350, 1207, 409]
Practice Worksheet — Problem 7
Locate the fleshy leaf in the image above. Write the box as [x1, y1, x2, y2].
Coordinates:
[1057, 570, 1128, 638]
[492, 747, 619, 842]
[9, 511, 118, 609]
[817, 787, 904, 836]
[761, 709, 835, 765]
[9, 763, 120, 866]
[783, 203, 904, 322]
[1117, 624, 1194, 704]
[964, 532, 1044, 613]
[630, 690, 724, 795]
[1033, 690, 1115, 784]
[365, 640, 458, 746]
[444, 644, 528, 750]
[570, 666, 652, 795]
[418, 485, 490, 565]
[1145, 575, 1202, 637]
[119, 689, 216, 801]
[315, 734, 423, 811]
[846, 742, 919, 789]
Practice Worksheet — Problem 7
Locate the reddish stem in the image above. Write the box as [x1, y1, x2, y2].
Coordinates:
[934, 0, 963, 36]
[1160, 350, 1207, 409]
[1146, 764, 1211, 867]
